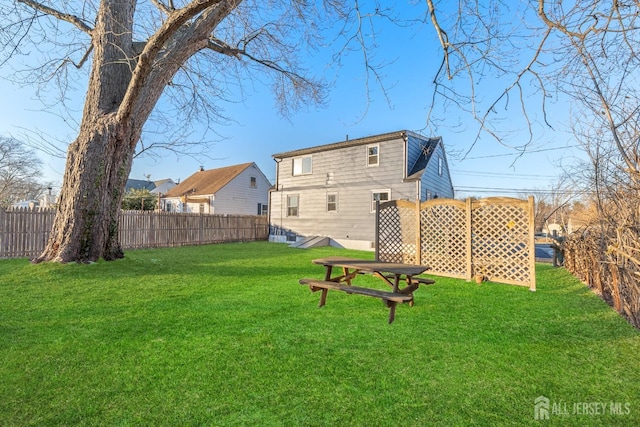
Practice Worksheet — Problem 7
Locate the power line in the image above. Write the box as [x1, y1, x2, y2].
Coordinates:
[451, 169, 557, 180]
[462, 145, 580, 160]
[454, 186, 589, 196]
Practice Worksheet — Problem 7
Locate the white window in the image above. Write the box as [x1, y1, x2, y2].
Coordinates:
[327, 193, 338, 212]
[199, 203, 205, 214]
[250, 176, 257, 188]
[438, 156, 443, 176]
[287, 195, 299, 217]
[293, 156, 312, 176]
[367, 144, 379, 167]
[371, 190, 390, 212]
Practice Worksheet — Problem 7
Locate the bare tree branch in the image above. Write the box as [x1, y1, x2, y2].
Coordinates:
[426, 0, 451, 79]
[150, 0, 174, 16]
[16, 0, 94, 35]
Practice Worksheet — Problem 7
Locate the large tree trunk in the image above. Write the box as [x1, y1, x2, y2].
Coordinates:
[34, 119, 134, 262]
[33, 0, 137, 263]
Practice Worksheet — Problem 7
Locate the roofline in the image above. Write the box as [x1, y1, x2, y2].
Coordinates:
[194, 162, 254, 196]
[272, 130, 437, 159]
[162, 194, 214, 199]
[246, 161, 272, 187]
[162, 162, 256, 198]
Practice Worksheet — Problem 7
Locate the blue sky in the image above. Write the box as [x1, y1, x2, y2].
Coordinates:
[0, 2, 581, 200]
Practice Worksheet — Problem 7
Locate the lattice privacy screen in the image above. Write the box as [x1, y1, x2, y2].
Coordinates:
[377, 200, 418, 264]
[420, 200, 468, 279]
[376, 197, 536, 290]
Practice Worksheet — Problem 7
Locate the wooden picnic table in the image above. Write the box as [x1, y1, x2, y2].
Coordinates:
[299, 257, 434, 324]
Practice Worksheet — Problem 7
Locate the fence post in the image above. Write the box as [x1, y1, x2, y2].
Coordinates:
[2, 210, 9, 257]
[0, 210, 5, 257]
[528, 195, 536, 291]
[199, 213, 204, 244]
[465, 198, 473, 281]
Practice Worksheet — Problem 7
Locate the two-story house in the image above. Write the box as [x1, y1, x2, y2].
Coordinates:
[269, 130, 454, 250]
[162, 162, 271, 215]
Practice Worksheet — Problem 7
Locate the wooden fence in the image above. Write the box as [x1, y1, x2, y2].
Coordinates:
[376, 197, 536, 290]
[564, 230, 640, 329]
[0, 208, 269, 259]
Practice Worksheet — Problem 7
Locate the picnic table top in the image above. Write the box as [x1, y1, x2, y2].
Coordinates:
[311, 256, 429, 276]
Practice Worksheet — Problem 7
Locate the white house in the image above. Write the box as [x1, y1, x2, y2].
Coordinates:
[269, 130, 454, 250]
[161, 163, 271, 215]
[150, 178, 177, 195]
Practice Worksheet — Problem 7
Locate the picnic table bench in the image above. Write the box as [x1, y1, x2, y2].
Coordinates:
[299, 257, 435, 324]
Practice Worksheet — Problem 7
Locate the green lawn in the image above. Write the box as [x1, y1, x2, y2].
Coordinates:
[1, 241, 639, 426]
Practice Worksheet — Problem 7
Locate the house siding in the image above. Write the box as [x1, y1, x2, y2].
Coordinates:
[271, 134, 414, 248]
[270, 131, 454, 250]
[420, 142, 454, 200]
[213, 164, 270, 215]
[277, 136, 408, 190]
[162, 196, 213, 214]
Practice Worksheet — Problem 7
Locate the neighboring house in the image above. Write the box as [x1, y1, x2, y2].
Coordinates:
[269, 130, 454, 250]
[150, 178, 177, 195]
[11, 188, 57, 209]
[161, 163, 271, 215]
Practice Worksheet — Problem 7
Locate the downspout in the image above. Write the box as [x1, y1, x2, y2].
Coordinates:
[271, 157, 282, 237]
[401, 131, 408, 180]
[273, 157, 281, 191]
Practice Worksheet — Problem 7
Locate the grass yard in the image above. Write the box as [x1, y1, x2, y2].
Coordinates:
[1, 241, 639, 426]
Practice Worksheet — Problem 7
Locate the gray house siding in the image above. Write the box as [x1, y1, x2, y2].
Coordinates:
[213, 165, 270, 215]
[419, 142, 454, 200]
[270, 131, 454, 250]
[277, 138, 407, 191]
[271, 188, 416, 245]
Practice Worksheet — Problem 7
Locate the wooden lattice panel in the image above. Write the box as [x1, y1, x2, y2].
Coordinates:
[377, 200, 417, 264]
[471, 200, 532, 286]
[420, 200, 467, 278]
[376, 197, 535, 290]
